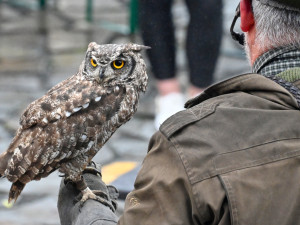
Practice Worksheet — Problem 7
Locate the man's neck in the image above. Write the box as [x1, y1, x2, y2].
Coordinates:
[244, 28, 267, 66]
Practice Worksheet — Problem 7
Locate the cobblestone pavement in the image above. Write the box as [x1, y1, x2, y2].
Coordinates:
[0, 0, 249, 224]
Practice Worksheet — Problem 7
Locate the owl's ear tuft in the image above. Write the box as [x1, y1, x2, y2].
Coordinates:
[87, 42, 99, 52]
[127, 43, 151, 52]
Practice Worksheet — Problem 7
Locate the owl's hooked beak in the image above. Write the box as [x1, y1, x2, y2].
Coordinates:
[98, 67, 106, 80]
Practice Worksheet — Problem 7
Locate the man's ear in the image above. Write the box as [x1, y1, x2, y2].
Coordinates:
[240, 0, 255, 32]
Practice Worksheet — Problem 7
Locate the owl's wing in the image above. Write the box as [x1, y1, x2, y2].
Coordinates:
[19, 76, 104, 129]
[19, 75, 76, 129]
[4, 83, 128, 190]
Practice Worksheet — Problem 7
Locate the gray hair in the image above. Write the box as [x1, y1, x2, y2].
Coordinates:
[252, 0, 300, 50]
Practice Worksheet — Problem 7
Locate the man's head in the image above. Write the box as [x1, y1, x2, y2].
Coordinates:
[257, 0, 300, 12]
[233, 0, 300, 65]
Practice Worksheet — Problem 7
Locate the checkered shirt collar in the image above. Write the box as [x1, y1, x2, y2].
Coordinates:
[252, 45, 300, 77]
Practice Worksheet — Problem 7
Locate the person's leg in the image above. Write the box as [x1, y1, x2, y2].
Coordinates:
[185, 0, 223, 97]
[139, 0, 184, 129]
[138, 0, 176, 84]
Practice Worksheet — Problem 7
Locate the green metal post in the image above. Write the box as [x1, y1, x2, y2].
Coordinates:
[86, 0, 93, 22]
[40, 0, 46, 10]
[129, 0, 138, 34]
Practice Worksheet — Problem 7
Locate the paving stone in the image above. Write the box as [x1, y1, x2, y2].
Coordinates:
[0, 196, 60, 225]
[0, 74, 41, 92]
[0, 125, 12, 154]
[215, 53, 250, 82]
[92, 144, 117, 165]
[49, 30, 91, 53]
[106, 120, 153, 159]
[0, 33, 41, 57]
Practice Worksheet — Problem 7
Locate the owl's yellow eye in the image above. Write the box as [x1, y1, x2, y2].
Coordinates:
[90, 58, 97, 68]
[112, 60, 125, 69]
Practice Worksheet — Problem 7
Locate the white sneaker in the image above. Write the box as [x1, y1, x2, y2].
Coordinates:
[154, 92, 185, 130]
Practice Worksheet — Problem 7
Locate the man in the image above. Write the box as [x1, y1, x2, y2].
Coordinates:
[58, 0, 300, 224]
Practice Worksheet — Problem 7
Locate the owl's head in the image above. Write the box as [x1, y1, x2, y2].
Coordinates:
[80, 42, 149, 92]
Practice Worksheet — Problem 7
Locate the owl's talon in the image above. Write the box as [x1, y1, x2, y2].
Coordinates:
[83, 161, 102, 176]
[79, 187, 115, 212]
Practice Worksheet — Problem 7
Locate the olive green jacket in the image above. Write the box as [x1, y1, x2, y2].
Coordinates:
[119, 73, 300, 225]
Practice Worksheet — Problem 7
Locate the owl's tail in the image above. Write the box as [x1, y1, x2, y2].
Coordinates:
[8, 181, 25, 203]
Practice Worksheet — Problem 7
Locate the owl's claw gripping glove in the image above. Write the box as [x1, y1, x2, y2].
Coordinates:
[57, 162, 119, 225]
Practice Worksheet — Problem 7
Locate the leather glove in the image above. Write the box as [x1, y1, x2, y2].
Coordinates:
[57, 162, 119, 225]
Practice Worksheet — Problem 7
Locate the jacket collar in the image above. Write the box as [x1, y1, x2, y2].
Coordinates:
[185, 73, 299, 109]
[252, 45, 300, 76]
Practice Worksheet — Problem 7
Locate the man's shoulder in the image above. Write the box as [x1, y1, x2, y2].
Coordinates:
[161, 72, 298, 138]
[159, 100, 218, 138]
[160, 73, 274, 138]
[158, 72, 300, 184]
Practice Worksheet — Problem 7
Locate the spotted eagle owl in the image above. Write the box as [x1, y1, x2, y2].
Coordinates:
[0, 42, 149, 203]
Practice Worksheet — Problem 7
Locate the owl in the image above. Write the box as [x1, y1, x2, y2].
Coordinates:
[0, 42, 149, 204]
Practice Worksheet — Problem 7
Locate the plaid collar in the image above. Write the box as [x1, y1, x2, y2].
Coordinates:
[252, 45, 300, 77]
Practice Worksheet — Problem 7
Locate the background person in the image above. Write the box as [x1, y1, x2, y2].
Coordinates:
[138, 0, 223, 129]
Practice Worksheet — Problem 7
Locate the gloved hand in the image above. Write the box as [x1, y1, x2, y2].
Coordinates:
[57, 162, 119, 225]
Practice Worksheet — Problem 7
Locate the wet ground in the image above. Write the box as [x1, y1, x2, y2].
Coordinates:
[0, 0, 249, 224]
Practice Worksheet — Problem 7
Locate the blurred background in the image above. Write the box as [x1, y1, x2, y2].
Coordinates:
[0, 0, 249, 224]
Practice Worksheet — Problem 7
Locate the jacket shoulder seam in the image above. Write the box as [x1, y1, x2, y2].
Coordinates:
[160, 102, 217, 138]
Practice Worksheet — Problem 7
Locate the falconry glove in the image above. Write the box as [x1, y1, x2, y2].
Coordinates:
[57, 162, 119, 225]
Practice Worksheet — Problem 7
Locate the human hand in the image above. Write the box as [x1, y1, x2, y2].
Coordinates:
[57, 162, 119, 225]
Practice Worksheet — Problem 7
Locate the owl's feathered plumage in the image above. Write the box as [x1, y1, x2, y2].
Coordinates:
[0, 42, 148, 203]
